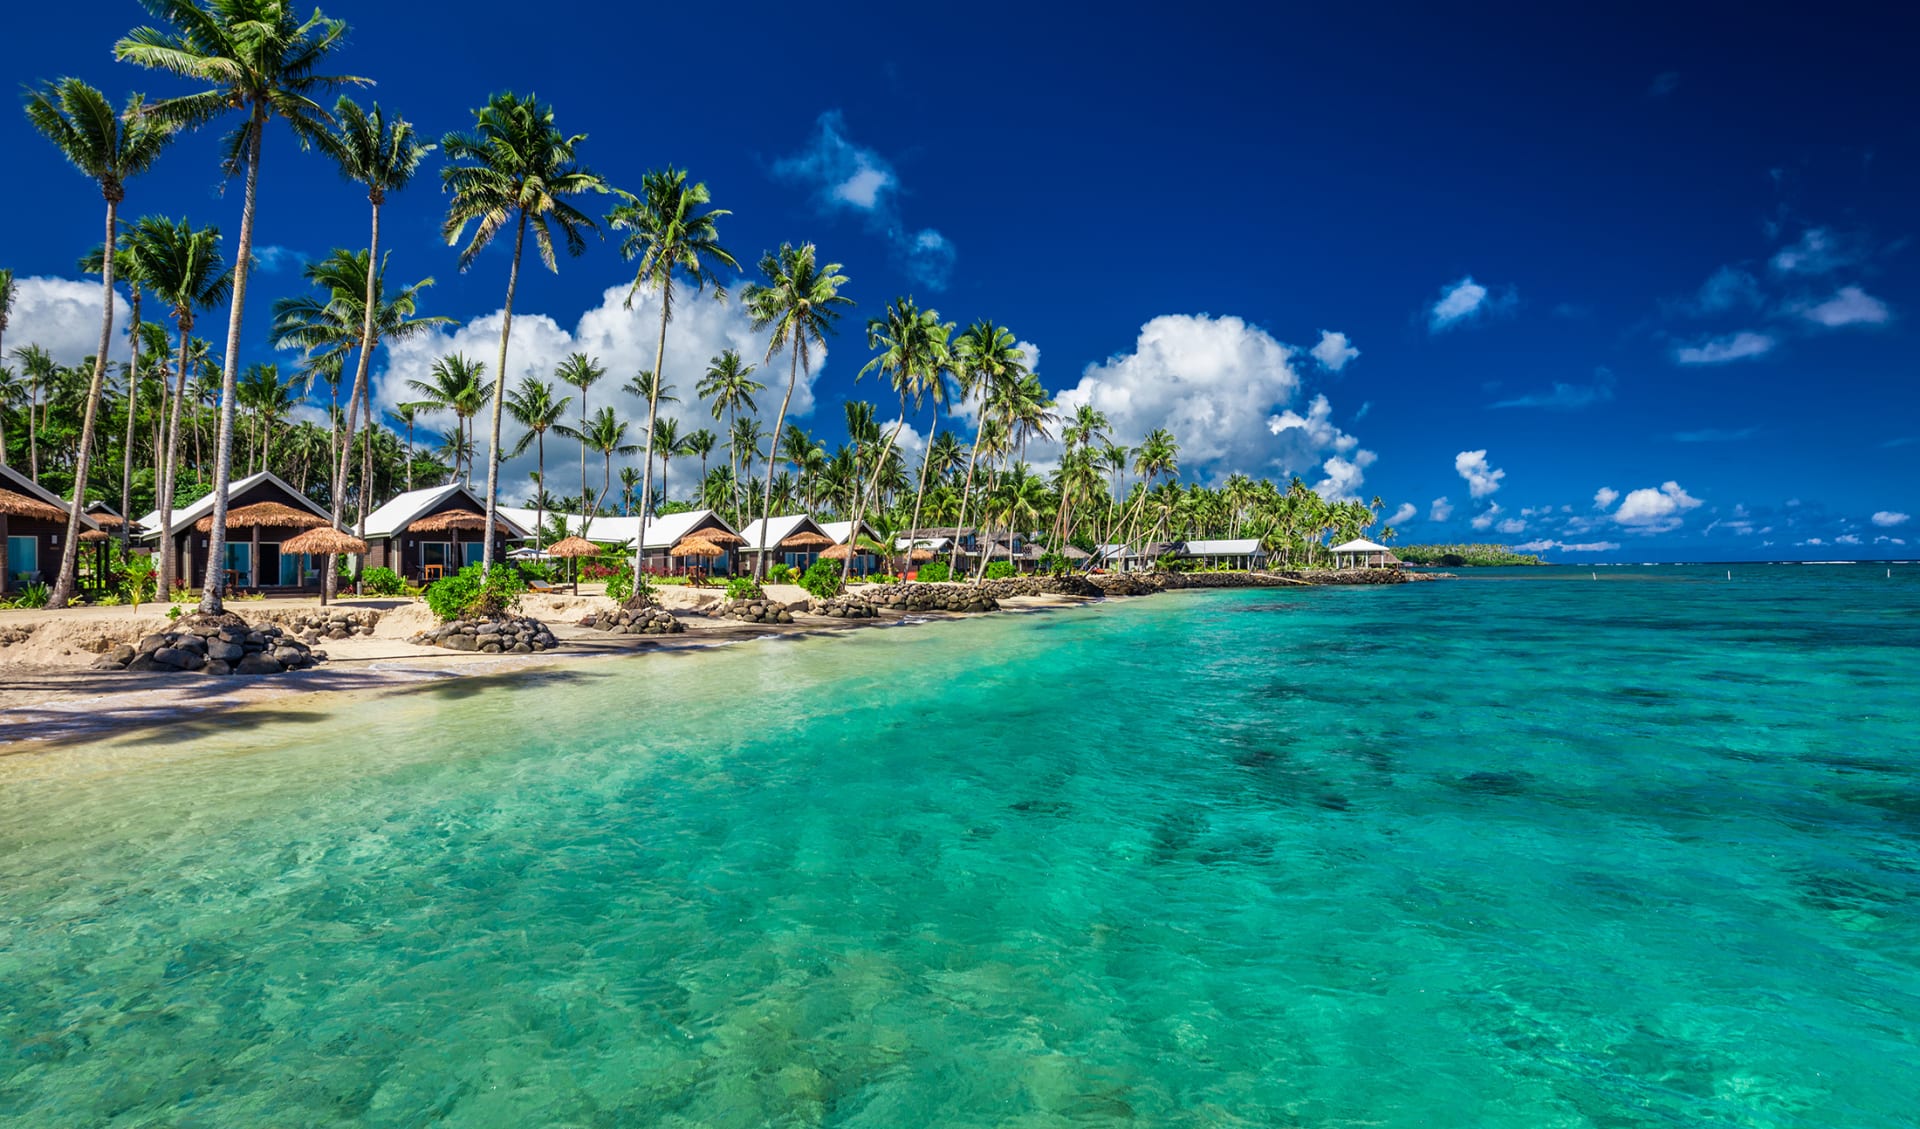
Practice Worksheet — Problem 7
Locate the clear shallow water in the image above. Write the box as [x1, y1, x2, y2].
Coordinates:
[2, 565, 1918, 1127]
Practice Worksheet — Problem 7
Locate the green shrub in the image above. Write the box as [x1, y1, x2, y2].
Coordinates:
[11, 582, 50, 609]
[119, 552, 156, 608]
[799, 559, 842, 599]
[423, 563, 525, 622]
[514, 559, 557, 584]
[725, 576, 764, 601]
[983, 560, 1016, 580]
[362, 566, 406, 596]
[605, 562, 651, 605]
[916, 560, 951, 582]
[1036, 550, 1068, 576]
[767, 562, 794, 583]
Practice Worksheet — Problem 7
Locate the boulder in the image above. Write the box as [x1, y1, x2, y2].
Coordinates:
[235, 653, 283, 676]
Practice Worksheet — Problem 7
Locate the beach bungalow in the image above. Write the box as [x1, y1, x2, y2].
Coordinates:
[1, 463, 96, 594]
[820, 519, 885, 575]
[635, 510, 744, 575]
[362, 483, 531, 584]
[1176, 538, 1267, 570]
[138, 470, 331, 593]
[737, 514, 834, 573]
[1329, 537, 1396, 569]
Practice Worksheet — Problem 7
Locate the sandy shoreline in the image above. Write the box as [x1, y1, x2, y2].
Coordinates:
[0, 588, 1088, 752]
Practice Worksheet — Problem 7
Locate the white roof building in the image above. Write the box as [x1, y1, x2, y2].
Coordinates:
[1181, 538, 1264, 556]
[364, 484, 531, 540]
[496, 506, 735, 551]
[135, 470, 322, 537]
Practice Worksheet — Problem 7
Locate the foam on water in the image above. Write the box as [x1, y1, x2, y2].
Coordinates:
[1, 565, 1917, 1126]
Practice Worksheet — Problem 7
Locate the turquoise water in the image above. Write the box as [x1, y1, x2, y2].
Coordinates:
[3, 565, 1918, 1127]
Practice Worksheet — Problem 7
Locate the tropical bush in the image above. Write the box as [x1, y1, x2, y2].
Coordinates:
[725, 576, 764, 601]
[8, 583, 51, 609]
[1394, 543, 1545, 567]
[799, 559, 842, 599]
[424, 563, 525, 621]
[767, 562, 794, 583]
[514, 559, 557, 584]
[983, 560, 1017, 580]
[916, 560, 952, 583]
[1036, 550, 1069, 576]
[119, 552, 156, 608]
[361, 566, 406, 596]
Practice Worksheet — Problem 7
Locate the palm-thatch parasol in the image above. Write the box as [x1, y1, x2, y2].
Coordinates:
[280, 526, 370, 605]
[697, 528, 746, 545]
[195, 501, 326, 533]
[546, 535, 602, 594]
[88, 511, 126, 527]
[0, 487, 71, 523]
[407, 508, 489, 533]
[907, 547, 935, 562]
[780, 530, 832, 549]
[670, 535, 725, 558]
[78, 528, 112, 542]
[820, 542, 857, 561]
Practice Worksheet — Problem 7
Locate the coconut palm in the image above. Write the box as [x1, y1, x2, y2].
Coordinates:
[237, 362, 294, 473]
[696, 349, 762, 519]
[948, 321, 1026, 573]
[406, 355, 489, 489]
[387, 402, 420, 492]
[13, 346, 54, 479]
[609, 168, 736, 583]
[685, 428, 716, 493]
[318, 96, 431, 543]
[506, 376, 570, 547]
[25, 78, 175, 606]
[741, 243, 852, 578]
[558, 406, 637, 522]
[79, 235, 152, 545]
[730, 416, 768, 510]
[0, 367, 21, 469]
[856, 297, 953, 579]
[441, 93, 617, 572]
[618, 465, 642, 516]
[552, 352, 605, 516]
[117, 0, 364, 613]
[0, 270, 14, 396]
[650, 416, 685, 505]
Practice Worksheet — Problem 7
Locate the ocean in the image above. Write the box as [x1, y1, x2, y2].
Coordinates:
[2, 565, 1916, 1126]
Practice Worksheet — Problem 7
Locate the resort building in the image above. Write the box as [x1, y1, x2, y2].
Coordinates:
[1175, 538, 1268, 570]
[363, 484, 531, 584]
[137, 470, 331, 593]
[1328, 537, 1398, 568]
[820, 519, 884, 575]
[736, 514, 835, 573]
[499, 506, 744, 576]
[1, 463, 96, 593]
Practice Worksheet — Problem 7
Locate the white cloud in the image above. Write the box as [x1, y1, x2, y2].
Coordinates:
[1310, 330, 1360, 372]
[1496, 517, 1527, 534]
[1770, 228, 1856, 276]
[1800, 286, 1890, 328]
[2, 275, 133, 368]
[1051, 313, 1319, 488]
[1612, 481, 1702, 533]
[875, 417, 928, 456]
[1429, 496, 1454, 522]
[1313, 451, 1377, 502]
[772, 110, 954, 289]
[1387, 502, 1417, 525]
[370, 280, 823, 506]
[1836, 533, 1863, 546]
[1593, 486, 1620, 510]
[1488, 368, 1616, 410]
[1454, 449, 1505, 498]
[1513, 539, 1622, 552]
[1674, 331, 1775, 365]
[1428, 276, 1512, 333]
[1470, 503, 1504, 531]
[1872, 511, 1910, 527]
[252, 245, 305, 274]
[1266, 392, 1378, 499]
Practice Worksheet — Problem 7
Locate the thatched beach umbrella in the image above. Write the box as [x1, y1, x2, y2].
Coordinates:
[670, 535, 724, 558]
[820, 542, 856, 561]
[408, 508, 488, 532]
[698, 528, 746, 545]
[546, 535, 602, 595]
[780, 530, 832, 549]
[280, 527, 370, 605]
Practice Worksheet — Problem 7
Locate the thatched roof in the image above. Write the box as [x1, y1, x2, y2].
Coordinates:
[79, 528, 112, 542]
[697, 527, 746, 545]
[907, 547, 935, 562]
[546, 535, 602, 558]
[87, 511, 126, 527]
[407, 508, 488, 533]
[195, 501, 327, 533]
[820, 542, 856, 561]
[780, 530, 832, 549]
[0, 487, 70, 523]
[670, 535, 725, 557]
[280, 526, 369, 555]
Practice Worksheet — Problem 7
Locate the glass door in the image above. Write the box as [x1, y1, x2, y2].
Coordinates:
[224, 543, 253, 588]
[5, 536, 38, 587]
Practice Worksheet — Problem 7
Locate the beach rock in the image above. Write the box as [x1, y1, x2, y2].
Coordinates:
[151, 647, 192, 670]
[206, 638, 245, 661]
[412, 614, 565, 651]
[442, 632, 478, 651]
[204, 659, 232, 676]
[272, 646, 305, 667]
[90, 655, 125, 671]
[861, 582, 1003, 615]
[89, 614, 325, 679]
[126, 653, 160, 672]
[582, 605, 686, 635]
[809, 594, 879, 619]
[235, 653, 283, 676]
[137, 633, 169, 656]
[108, 643, 135, 665]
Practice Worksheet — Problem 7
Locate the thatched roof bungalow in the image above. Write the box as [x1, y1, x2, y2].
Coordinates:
[137, 470, 330, 592]
[363, 484, 531, 583]
[1, 463, 96, 594]
[736, 514, 835, 573]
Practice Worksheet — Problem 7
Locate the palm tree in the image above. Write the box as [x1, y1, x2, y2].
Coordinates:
[319, 96, 431, 543]
[609, 168, 736, 583]
[406, 355, 489, 489]
[697, 349, 762, 519]
[433, 430, 470, 484]
[25, 78, 175, 607]
[0, 271, 14, 407]
[730, 416, 768, 510]
[237, 362, 294, 473]
[558, 406, 637, 522]
[685, 428, 717, 493]
[13, 346, 55, 480]
[618, 465, 642, 516]
[650, 415, 685, 505]
[1120, 427, 1180, 556]
[506, 376, 570, 547]
[553, 352, 605, 518]
[80, 235, 152, 546]
[741, 243, 852, 578]
[442, 93, 617, 574]
[948, 321, 1026, 573]
[857, 297, 953, 580]
[387, 402, 420, 492]
[117, 0, 363, 613]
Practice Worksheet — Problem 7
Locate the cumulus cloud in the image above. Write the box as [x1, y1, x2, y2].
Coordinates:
[1612, 481, 1702, 532]
[1266, 393, 1378, 499]
[252, 245, 305, 273]
[1593, 486, 1620, 510]
[1488, 367, 1616, 410]
[370, 280, 822, 506]
[1429, 496, 1454, 522]
[2, 275, 133, 368]
[1693, 265, 1762, 314]
[1836, 533, 1862, 546]
[1428, 275, 1513, 333]
[1454, 449, 1505, 498]
[1799, 286, 1890, 328]
[1512, 539, 1622, 552]
[1470, 503, 1504, 531]
[1674, 331, 1775, 365]
[1872, 511, 1910, 527]
[1309, 330, 1360, 372]
[772, 110, 954, 289]
[1770, 228, 1857, 275]
[1388, 502, 1417, 525]
[1496, 517, 1527, 534]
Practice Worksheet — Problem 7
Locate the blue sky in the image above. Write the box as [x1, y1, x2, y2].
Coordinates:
[4, 1, 1916, 559]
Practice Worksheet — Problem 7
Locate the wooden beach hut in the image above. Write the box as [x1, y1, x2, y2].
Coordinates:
[736, 514, 835, 574]
[1, 463, 98, 595]
[362, 484, 530, 584]
[137, 471, 331, 594]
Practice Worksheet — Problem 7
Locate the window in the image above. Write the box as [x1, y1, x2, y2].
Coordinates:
[224, 543, 253, 587]
[6, 536, 38, 583]
[462, 542, 484, 567]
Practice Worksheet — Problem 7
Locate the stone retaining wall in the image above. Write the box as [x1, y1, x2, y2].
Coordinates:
[582, 606, 686, 635]
[810, 595, 879, 619]
[93, 613, 325, 676]
[862, 583, 1000, 614]
[974, 575, 1104, 599]
[711, 597, 799, 625]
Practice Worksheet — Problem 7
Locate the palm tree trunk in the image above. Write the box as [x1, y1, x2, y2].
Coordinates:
[631, 301, 670, 593]
[49, 195, 119, 608]
[28, 377, 38, 480]
[845, 409, 907, 584]
[755, 346, 800, 581]
[534, 431, 546, 551]
[904, 404, 937, 579]
[480, 211, 527, 576]
[948, 404, 984, 575]
[199, 110, 266, 616]
[119, 289, 142, 549]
